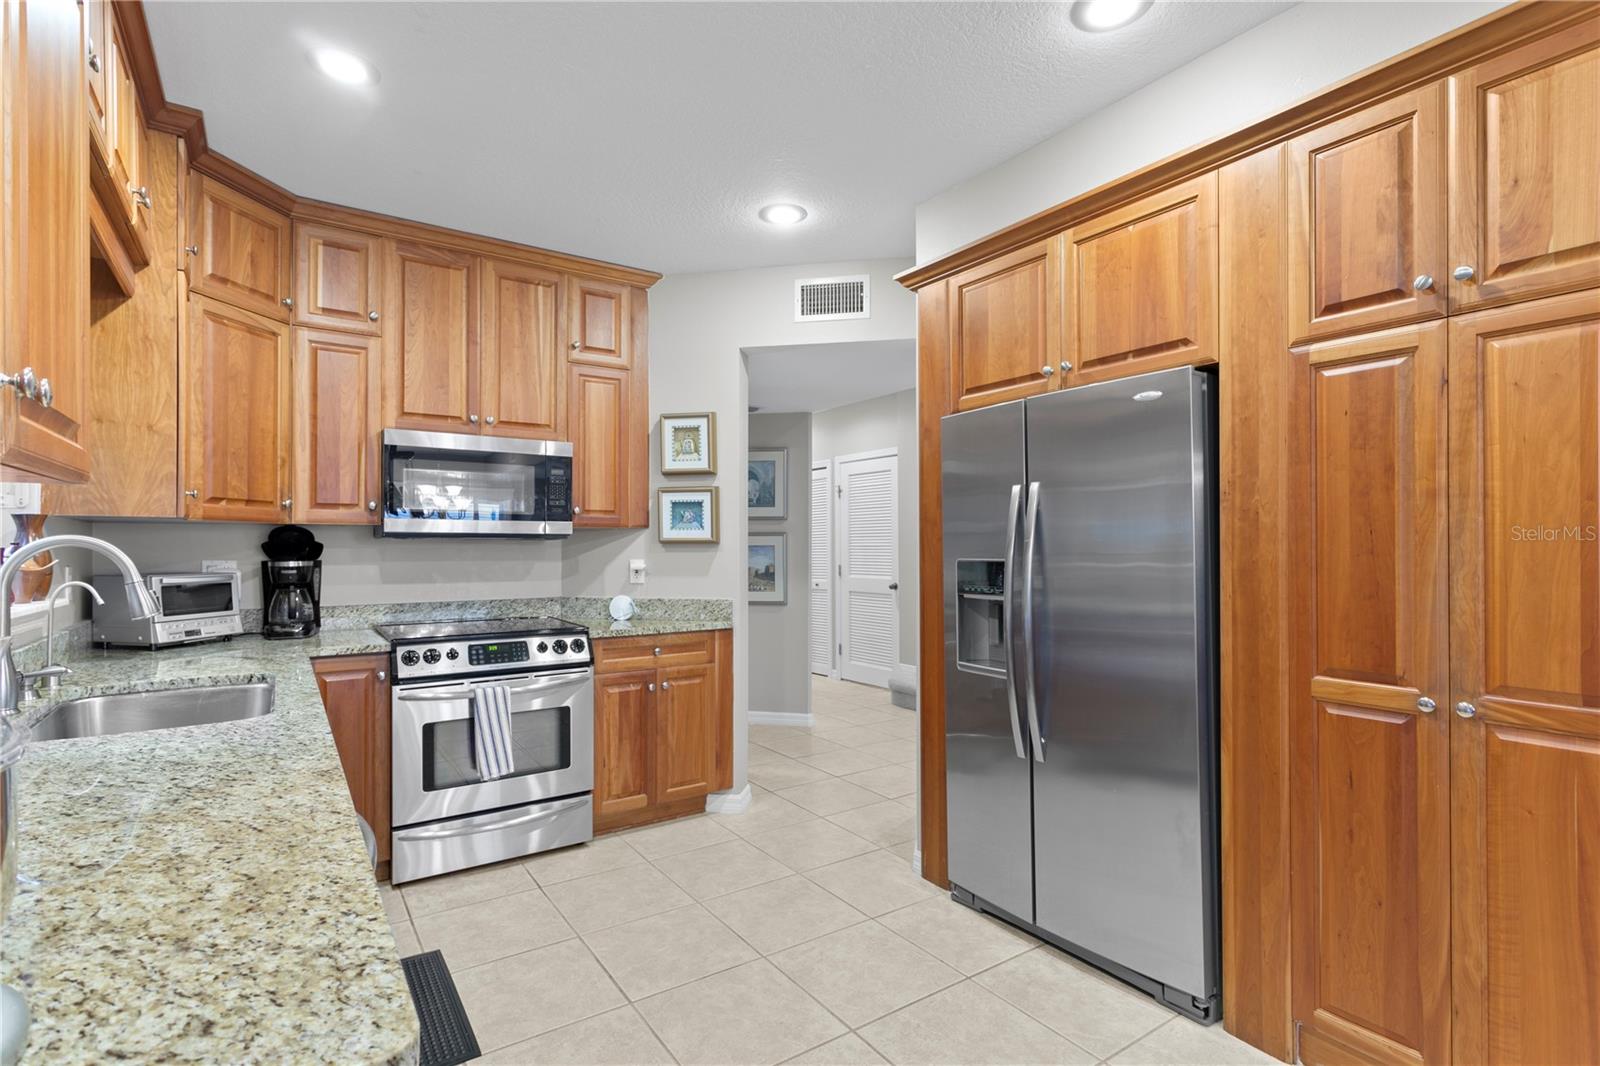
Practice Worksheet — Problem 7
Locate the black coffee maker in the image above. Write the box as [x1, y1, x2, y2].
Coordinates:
[260, 525, 323, 640]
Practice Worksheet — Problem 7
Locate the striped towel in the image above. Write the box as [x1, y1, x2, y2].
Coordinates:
[472, 685, 516, 780]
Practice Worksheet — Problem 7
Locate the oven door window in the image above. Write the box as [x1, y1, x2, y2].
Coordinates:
[422, 705, 573, 790]
[157, 581, 234, 618]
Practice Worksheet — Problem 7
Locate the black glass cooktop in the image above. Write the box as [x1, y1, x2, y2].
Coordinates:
[373, 616, 583, 643]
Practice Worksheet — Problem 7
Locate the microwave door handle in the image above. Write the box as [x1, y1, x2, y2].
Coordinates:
[1021, 480, 1045, 763]
[392, 797, 589, 841]
[1002, 483, 1026, 760]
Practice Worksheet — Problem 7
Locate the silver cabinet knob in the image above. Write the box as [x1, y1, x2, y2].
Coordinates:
[653, 647, 662, 656]
[368, 310, 380, 322]
[37, 377, 52, 408]
[485, 415, 497, 425]
[1413, 274, 1435, 292]
[1060, 361, 1073, 373]
[367, 500, 377, 511]
[375, 670, 387, 682]
[87, 46, 100, 73]
[185, 244, 199, 256]
[647, 682, 656, 692]
[132, 186, 151, 209]
[280, 498, 293, 509]
[1040, 365, 1054, 377]
[281, 297, 294, 309]
[184, 489, 199, 498]
[1, 366, 38, 400]
[1452, 265, 1476, 282]
[1455, 701, 1477, 719]
[572, 505, 582, 515]
[1417, 696, 1436, 713]
[661, 680, 672, 690]
[468, 414, 479, 424]
[570, 340, 581, 350]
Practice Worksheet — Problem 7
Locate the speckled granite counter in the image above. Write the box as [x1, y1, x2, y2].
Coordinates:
[555, 596, 732, 639]
[0, 631, 419, 1065]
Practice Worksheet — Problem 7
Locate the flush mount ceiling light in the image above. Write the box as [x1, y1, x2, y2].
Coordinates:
[314, 47, 376, 85]
[1069, 0, 1152, 32]
[758, 203, 809, 227]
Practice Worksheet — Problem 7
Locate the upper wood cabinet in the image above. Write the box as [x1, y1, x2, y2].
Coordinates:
[1446, 289, 1600, 1066]
[83, 0, 108, 149]
[382, 240, 478, 433]
[106, 17, 149, 257]
[314, 654, 392, 882]
[1062, 172, 1218, 384]
[1286, 84, 1448, 343]
[1, 0, 91, 483]
[480, 259, 564, 439]
[947, 236, 1063, 411]
[567, 363, 631, 526]
[1291, 322, 1450, 1066]
[566, 277, 631, 369]
[182, 294, 290, 522]
[293, 327, 380, 525]
[1448, 17, 1600, 312]
[292, 223, 383, 335]
[188, 174, 292, 321]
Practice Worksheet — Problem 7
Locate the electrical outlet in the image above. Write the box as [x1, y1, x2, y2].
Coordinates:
[0, 482, 42, 514]
[202, 560, 238, 573]
[628, 558, 647, 585]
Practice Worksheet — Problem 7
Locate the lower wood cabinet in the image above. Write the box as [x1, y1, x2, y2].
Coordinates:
[592, 630, 732, 833]
[313, 653, 392, 882]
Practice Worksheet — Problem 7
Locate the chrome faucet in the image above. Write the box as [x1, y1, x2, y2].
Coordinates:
[0, 534, 157, 715]
[25, 580, 106, 696]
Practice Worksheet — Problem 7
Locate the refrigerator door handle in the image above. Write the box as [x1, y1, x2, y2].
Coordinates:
[1002, 483, 1027, 759]
[1021, 480, 1045, 762]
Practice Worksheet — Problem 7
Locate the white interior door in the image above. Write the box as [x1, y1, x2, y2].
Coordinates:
[809, 463, 834, 676]
[836, 450, 898, 688]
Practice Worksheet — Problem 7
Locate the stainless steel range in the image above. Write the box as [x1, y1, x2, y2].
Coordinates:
[377, 616, 594, 884]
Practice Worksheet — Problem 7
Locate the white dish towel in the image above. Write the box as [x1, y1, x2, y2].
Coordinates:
[472, 685, 516, 780]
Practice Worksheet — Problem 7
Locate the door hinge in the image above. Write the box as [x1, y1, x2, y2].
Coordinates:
[837, 564, 842, 577]
[838, 643, 843, 655]
[836, 485, 843, 498]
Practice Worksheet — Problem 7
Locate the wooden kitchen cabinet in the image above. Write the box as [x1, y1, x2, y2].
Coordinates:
[314, 654, 392, 882]
[293, 327, 381, 525]
[382, 239, 478, 433]
[657, 663, 718, 805]
[480, 258, 564, 439]
[594, 669, 655, 826]
[1, 0, 91, 483]
[106, 17, 149, 258]
[188, 173, 292, 321]
[946, 236, 1063, 411]
[1448, 16, 1600, 312]
[567, 363, 632, 526]
[82, 0, 108, 150]
[1062, 172, 1218, 384]
[182, 294, 290, 522]
[566, 276, 631, 369]
[1286, 83, 1449, 343]
[292, 223, 383, 335]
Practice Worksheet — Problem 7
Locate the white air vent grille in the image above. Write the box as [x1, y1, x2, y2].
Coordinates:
[795, 275, 870, 322]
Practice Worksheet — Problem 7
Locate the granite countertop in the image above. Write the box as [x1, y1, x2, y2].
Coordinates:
[0, 630, 419, 1066]
[558, 614, 731, 638]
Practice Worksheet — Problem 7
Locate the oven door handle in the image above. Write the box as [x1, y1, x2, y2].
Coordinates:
[396, 669, 593, 702]
[392, 797, 590, 841]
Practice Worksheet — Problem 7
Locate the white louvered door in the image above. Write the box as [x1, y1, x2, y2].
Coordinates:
[836, 451, 898, 688]
[810, 464, 835, 676]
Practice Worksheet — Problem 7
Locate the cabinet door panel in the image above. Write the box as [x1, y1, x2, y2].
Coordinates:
[1287, 85, 1448, 342]
[1292, 323, 1450, 1066]
[383, 241, 477, 432]
[314, 655, 391, 877]
[482, 259, 563, 439]
[1063, 172, 1218, 383]
[947, 237, 1062, 410]
[1448, 290, 1600, 1066]
[84, 0, 107, 146]
[183, 295, 289, 522]
[567, 278, 631, 368]
[594, 670, 655, 828]
[293, 328, 379, 524]
[293, 223, 382, 334]
[188, 175, 291, 321]
[568, 364, 630, 526]
[1450, 18, 1600, 311]
[657, 663, 716, 804]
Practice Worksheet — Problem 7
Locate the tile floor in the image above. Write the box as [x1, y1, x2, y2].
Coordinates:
[378, 676, 1277, 1065]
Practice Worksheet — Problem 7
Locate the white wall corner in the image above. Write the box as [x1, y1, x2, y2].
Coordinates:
[912, 847, 923, 877]
[747, 710, 815, 727]
[704, 783, 753, 815]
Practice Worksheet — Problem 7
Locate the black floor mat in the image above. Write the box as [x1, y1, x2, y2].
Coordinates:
[401, 950, 481, 1066]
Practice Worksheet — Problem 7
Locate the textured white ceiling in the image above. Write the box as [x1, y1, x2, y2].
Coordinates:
[145, 1, 1291, 275]
[747, 340, 915, 414]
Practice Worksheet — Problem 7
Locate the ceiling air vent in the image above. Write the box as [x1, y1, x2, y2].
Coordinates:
[795, 275, 870, 322]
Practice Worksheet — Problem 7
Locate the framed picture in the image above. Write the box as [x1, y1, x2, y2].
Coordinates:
[747, 532, 787, 604]
[747, 448, 788, 519]
[660, 413, 716, 475]
[657, 488, 719, 543]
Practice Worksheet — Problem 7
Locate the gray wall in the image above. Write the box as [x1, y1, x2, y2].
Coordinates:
[746, 412, 812, 716]
[812, 388, 919, 667]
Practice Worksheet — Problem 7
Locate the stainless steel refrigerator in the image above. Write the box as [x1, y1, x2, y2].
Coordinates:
[941, 365, 1220, 1022]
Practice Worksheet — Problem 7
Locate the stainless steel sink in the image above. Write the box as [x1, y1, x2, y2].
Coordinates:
[30, 683, 274, 742]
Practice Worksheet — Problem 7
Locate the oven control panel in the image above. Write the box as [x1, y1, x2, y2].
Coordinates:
[391, 632, 591, 680]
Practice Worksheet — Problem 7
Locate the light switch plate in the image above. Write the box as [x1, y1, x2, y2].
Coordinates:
[628, 558, 647, 585]
[202, 560, 238, 573]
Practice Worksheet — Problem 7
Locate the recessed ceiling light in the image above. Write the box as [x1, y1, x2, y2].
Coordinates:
[1069, 0, 1152, 32]
[758, 203, 809, 227]
[314, 48, 376, 85]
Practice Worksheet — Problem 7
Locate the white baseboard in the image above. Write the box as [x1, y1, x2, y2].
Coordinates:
[912, 847, 923, 877]
[705, 784, 752, 814]
[748, 710, 814, 727]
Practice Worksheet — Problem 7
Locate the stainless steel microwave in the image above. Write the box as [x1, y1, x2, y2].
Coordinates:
[92, 570, 244, 648]
[379, 429, 574, 537]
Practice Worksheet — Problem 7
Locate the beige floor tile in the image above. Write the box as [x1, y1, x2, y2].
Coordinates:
[378, 884, 410, 925]
[476, 1005, 674, 1065]
[748, 743, 795, 767]
[400, 859, 535, 918]
[856, 738, 916, 765]
[873, 719, 922, 740]
[783, 1032, 888, 1065]
[826, 800, 917, 848]
[545, 863, 694, 933]
[711, 791, 817, 838]
[622, 815, 736, 860]
[841, 763, 918, 799]
[744, 819, 878, 871]
[770, 921, 961, 1027]
[582, 903, 758, 999]
[817, 704, 895, 726]
[412, 888, 574, 970]
[882, 839, 917, 864]
[796, 748, 889, 777]
[748, 757, 833, 791]
[389, 919, 421, 957]
[836, 709, 904, 728]
[1107, 1015, 1279, 1065]
[704, 875, 869, 954]
[652, 838, 794, 899]
[807, 723, 893, 747]
[636, 958, 846, 1066]
[861, 981, 1097, 1064]
[523, 835, 643, 887]
[975, 945, 1172, 1058]
[777, 778, 884, 816]
[878, 897, 1036, 976]
[454, 938, 626, 1052]
[806, 849, 942, 916]
[757, 730, 845, 758]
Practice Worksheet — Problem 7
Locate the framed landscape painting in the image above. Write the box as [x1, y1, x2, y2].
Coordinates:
[660, 413, 716, 475]
[657, 488, 719, 543]
[747, 532, 787, 604]
[747, 448, 787, 519]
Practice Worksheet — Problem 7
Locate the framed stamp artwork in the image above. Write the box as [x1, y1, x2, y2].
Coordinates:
[660, 413, 716, 475]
